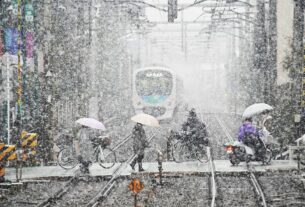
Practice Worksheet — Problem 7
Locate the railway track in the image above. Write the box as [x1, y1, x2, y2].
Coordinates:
[5, 110, 305, 207]
[198, 111, 231, 159]
[207, 147, 216, 207]
[32, 133, 156, 207]
[212, 112, 305, 207]
[3, 109, 187, 207]
[85, 134, 157, 207]
[257, 172, 305, 206]
[211, 112, 267, 207]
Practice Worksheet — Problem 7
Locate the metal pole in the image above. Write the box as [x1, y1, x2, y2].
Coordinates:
[134, 194, 137, 207]
[6, 56, 10, 145]
[17, 0, 22, 127]
[181, 10, 184, 52]
[157, 151, 163, 186]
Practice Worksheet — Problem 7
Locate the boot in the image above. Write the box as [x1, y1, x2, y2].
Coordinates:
[0, 176, 5, 183]
[130, 159, 136, 171]
[80, 160, 91, 175]
[138, 163, 145, 172]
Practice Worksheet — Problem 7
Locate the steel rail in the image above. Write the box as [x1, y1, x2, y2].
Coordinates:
[249, 172, 267, 207]
[207, 147, 216, 207]
[36, 175, 79, 207]
[111, 134, 132, 152]
[86, 134, 157, 207]
[214, 115, 267, 206]
[202, 111, 266, 207]
[197, 105, 217, 207]
[35, 132, 146, 207]
[214, 116, 234, 142]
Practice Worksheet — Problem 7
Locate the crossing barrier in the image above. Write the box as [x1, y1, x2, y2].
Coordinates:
[20, 131, 38, 160]
[0, 143, 17, 162]
[0, 130, 38, 181]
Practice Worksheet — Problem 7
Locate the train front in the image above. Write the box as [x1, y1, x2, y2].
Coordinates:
[133, 68, 176, 120]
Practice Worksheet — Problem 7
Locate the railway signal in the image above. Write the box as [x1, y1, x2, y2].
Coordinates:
[128, 178, 144, 194]
[128, 178, 144, 207]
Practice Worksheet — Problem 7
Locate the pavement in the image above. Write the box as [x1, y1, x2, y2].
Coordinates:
[5, 160, 298, 181]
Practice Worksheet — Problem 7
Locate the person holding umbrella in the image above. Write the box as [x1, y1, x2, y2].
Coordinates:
[74, 117, 106, 174]
[74, 125, 94, 174]
[130, 122, 148, 171]
[130, 113, 159, 172]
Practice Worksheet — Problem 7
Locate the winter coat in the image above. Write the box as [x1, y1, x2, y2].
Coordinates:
[182, 116, 207, 136]
[77, 127, 95, 162]
[182, 117, 199, 131]
[131, 125, 148, 156]
[238, 122, 259, 142]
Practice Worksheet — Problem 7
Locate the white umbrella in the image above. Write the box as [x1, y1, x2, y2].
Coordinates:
[242, 103, 273, 118]
[131, 113, 160, 127]
[76, 118, 106, 130]
[295, 134, 305, 145]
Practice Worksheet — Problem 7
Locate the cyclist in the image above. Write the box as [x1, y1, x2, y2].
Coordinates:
[181, 108, 208, 156]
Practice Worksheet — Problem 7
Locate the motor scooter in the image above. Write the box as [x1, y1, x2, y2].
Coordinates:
[224, 136, 272, 165]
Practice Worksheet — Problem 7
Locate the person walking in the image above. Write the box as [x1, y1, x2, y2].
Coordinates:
[130, 123, 148, 172]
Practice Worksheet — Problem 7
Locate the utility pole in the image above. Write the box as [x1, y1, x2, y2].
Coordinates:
[253, 0, 267, 102]
[267, 0, 277, 105]
[181, 10, 184, 53]
[16, 0, 23, 141]
[168, 0, 177, 23]
[88, 2, 100, 120]
[293, 0, 305, 137]
[6, 56, 10, 144]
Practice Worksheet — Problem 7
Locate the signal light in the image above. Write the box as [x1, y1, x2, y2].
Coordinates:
[226, 146, 233, 153]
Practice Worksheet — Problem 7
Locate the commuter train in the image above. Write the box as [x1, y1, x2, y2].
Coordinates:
[132, 66, 182, 120]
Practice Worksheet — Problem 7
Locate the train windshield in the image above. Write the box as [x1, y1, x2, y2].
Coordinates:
[136, 70, 173, 96]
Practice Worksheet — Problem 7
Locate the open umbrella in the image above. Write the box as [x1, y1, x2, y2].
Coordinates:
[242, 103, 273, 118]
[295, 134, 305, 145]
[131, 113, 160, 127]
[76, 118, 106, 130]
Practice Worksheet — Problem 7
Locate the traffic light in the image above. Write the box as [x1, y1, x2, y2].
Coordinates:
[168, 0, 177, 23]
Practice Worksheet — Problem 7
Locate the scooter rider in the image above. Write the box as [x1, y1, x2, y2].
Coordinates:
[238, 117, 259, 154]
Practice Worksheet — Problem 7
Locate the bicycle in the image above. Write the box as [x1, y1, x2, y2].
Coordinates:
[57, 136, 116, 169]
[171, 138, 209, 163]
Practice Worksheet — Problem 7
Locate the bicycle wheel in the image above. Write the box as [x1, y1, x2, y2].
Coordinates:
[57, 148, 78, 170]
[97, 147, 116, 169]
[196, 147, 209, 163]
[172, 141, 191, 163]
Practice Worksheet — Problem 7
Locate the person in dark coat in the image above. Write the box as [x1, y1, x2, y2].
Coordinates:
[182, 108, 199, 131]
[181, 108, 208, 149]
[130, 123, 148, 172]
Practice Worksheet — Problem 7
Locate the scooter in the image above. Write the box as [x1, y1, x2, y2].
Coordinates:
[224, 137, 272, 165]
